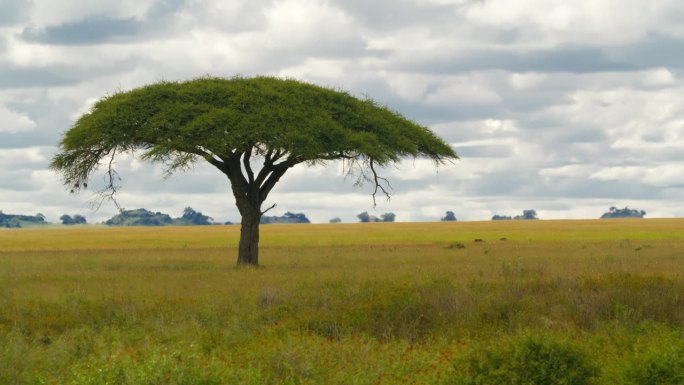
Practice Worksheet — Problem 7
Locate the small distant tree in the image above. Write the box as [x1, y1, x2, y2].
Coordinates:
[442, 211, 457, 221]
[60, 214, 86, 225]
[381, 212, 396, 222]
[178, 207, 213, 225]
[514, 209, 538, 220]
[601, 206, 646, 219]
[329, 217, 342, 224]
[492, 214, 512, 221]
[357, 211, 371, 223]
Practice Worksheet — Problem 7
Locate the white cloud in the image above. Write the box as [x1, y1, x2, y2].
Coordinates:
[641, 67, 675, 88]
[539, 164, 596, 178]
[1, 0, 683, 222]
[509, 72, 548, 91]
[0, 104, 36, 132]
[425, 74, 502, 106]
[590, 165, 684, 187]
[463, 0, 682, 46]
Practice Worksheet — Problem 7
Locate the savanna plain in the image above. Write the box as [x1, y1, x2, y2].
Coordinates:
[1, 219, 683, 384]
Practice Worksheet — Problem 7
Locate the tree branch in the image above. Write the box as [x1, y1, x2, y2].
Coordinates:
[242, 147, 255, 184]
[369, 158, 392, 207]
[90, 146, 125, 212]
[261, 203, 276, 215]
[259, 164, 291, 202]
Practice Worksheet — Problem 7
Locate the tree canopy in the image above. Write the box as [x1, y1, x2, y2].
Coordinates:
[600, 206, 646, 219]
[441, 211, 457, 221]
[492, 210, 539, 221]
[51, 76, 457, 265]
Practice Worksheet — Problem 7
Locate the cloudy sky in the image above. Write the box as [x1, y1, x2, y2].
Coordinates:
[1, 0, 683, 224]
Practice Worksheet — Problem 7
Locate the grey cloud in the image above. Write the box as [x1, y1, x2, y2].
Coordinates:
[20, 17, 143, 45]
[465, 169, 665, 201]
[456, 145, 513, 158]
[0, 132, 60, 149]
[396, 46, 637, 75]
[184, 0, 271, 33]
[641, 132, 665, 142]
[0, 0, 29, 26]
[528, 127, 608, 144]
[336, 0, 460, 30]
[0, 66, 81, 88]
[147, 0, 188, 17]
[0, 171, 42, 191]
[17, 0, 191, 46]
[608, 34, 684, 71]
[0, 55, 142, 89]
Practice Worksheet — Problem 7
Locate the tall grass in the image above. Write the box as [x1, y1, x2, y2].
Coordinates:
[0, 219, 683, 384]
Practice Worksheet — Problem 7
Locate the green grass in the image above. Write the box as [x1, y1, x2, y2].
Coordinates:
[1, 219, 683, 384]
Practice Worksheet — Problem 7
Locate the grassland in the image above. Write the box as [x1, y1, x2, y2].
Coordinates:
[1, 219, 683, 384]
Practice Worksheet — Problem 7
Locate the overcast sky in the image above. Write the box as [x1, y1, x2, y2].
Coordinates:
[1, 0, 683, 224]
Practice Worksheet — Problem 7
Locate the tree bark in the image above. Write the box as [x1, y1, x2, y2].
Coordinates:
[237, 206, 261, 266]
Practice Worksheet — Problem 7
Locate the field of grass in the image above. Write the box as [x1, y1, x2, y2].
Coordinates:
[1, 219, 683, 384]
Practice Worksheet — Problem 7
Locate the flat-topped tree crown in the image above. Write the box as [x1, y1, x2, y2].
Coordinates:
[51, 76, 458, 266]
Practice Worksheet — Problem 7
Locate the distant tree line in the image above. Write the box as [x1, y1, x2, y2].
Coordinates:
[357, 212, 396, 222]
[105, 207, 213, 226]
[261, 212, 310, 224]
[492, 210, 539, 221]
[600, 206, 646, 219]
[0, 211, 47, 228]
[0, 206, 652, 228]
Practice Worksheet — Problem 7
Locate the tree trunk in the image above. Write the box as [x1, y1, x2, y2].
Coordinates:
[237, 206, 261, 266]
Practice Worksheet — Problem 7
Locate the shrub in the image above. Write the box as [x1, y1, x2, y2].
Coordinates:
[621, 342, 684, 385]
[454, 334, 597, 385]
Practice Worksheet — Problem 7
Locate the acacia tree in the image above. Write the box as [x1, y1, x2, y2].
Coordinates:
[51, 77, 457, 266]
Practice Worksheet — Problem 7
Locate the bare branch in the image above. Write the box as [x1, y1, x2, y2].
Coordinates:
[369, 158, 392, 207]
[88, 146, 125, 212]
[261, 203, 276, 215]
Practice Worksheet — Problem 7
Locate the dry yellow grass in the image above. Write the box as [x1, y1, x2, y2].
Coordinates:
[1, 219, 683, 384]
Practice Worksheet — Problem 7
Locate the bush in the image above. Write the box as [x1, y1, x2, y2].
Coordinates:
[621, 342, 684, 385]
[68, 349, 224, 385]
[454, 334, 597, 385]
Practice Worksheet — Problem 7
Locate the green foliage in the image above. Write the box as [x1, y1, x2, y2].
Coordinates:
[178, 207, 213, 225]
[621, 342, 684, 385]
[0, 210, 48, 227]
[261, 212, 310, 224]
[68, 349, 225, 385]
[601, 206, 646, 219]
[454, 335, 597, 385]
[104, 207, 213, 226]
[60, 214, 87, 225]
[356, 211, 395, 222]
[492, 210, 538, 221]
[105, 208, 174, 226]
[357, 211, 371, 222]
[50, 76, 457, 195]
[2, 220, 684, 383]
